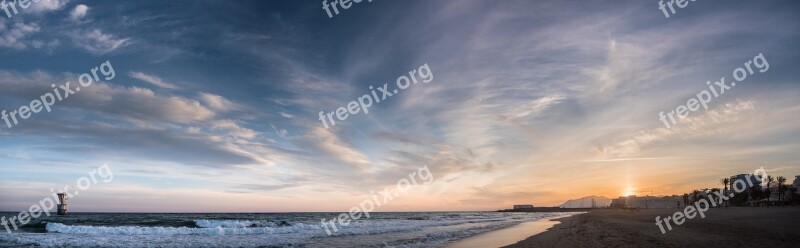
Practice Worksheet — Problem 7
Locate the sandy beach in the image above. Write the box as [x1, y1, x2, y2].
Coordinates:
[506, 207, 800, 248]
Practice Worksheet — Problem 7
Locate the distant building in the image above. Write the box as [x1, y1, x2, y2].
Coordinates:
[513, 204, 534, 210]
[695, 188, 717, 200]
[610, 198, 626, 208]
[609, 195, 683, 209]
[794, 176, 800, 188]
[559, 196, 611, 208]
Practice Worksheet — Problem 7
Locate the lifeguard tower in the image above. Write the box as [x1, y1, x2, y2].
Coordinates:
[57, 193, 68, 215]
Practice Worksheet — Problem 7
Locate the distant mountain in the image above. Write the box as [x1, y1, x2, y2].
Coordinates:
[559, 196, 612, 208]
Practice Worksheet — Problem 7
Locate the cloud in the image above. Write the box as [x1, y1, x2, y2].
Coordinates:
[373, 131, 430, 145]
[0, 21, 40, 49]
[69, 4, 89, 20]
[71, 29, 130, 54]
[295, 127, 371, 170]
[212, 120, 258, 139]
[270, 124, 288, 139]
[0, 70, 215, 124]
[603, 100, 757, 158]
[385, 145, 496, 179]
[0, 70, 271, 169]
[236, 182, 302, 192]
[30, 39, 60, 51]
[27, 0, 69, 13]
[279, 112, 293, 118]
[505, 95, 566, 120]
[82, 85, 217, 123]
[459, 186, 555, 208]
[199, 93, 239, 111]
[129, 71, 179, 89]
[20, 121, 261, 168]
[221, 31, 358, 112]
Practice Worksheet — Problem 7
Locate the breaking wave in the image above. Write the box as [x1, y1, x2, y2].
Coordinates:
[45, 222, 322, 235]
[0, 212, 586, 247]
[194, 219, 292, 228]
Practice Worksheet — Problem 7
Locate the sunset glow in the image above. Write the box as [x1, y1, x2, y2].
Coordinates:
[1, 0, 799, 214]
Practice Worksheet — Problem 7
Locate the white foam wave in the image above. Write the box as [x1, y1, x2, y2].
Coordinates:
[194, 219, 282, 228]
[8, 212, 585, 248]
[46, 222, 322, 235]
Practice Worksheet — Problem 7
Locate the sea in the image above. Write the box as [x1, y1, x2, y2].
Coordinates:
[0, 211, 578, 247]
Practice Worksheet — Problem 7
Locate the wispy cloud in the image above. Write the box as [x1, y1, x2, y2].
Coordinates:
[0, 21, 40, 49]
[71, 29, 129, 54]
[0, 71, 214, 123]
[297, 127, 371, 170]
[213, 120, 258, 139]
[602, 100, 756, 158]
[28, 0, 69, 13]
[199, 93, 240, 111]
[279, 111, 294, 119]
[129, 71, 179, 89]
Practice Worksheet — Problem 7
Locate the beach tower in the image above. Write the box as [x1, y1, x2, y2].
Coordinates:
[57, 193, 68, 215]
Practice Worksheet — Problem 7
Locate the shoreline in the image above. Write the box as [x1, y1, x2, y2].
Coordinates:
[505, 207, 800, 248]
[447, 213, 584, 248]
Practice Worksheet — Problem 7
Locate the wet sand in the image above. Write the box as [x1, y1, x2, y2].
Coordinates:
[506, 207, 800, 248]
[446, 216, 568, 248]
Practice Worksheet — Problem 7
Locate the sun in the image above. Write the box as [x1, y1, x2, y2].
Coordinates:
[622, 185, 635, 196]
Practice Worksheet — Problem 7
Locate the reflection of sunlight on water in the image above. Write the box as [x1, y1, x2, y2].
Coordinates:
[447, 214, 583, 248]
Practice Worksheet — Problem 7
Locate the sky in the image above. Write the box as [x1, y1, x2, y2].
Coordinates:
[1, 0, 799, 212]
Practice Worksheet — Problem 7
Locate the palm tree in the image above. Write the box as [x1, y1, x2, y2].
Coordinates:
[780, 185, 789, 205]
[765, 176, 775, 207]
[730, 176, 736, 194]
[749, 187, 763, 207]
[777, 176, 787, 206]
[721, 178, 730, 208]
[682, 193, 690, 206]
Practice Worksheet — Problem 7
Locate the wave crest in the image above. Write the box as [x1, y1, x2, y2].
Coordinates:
[194, 219, 288, 228]
[45, 222, 321, 235]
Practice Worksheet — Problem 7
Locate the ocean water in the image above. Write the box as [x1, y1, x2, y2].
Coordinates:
[0, 212, 577, 247]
